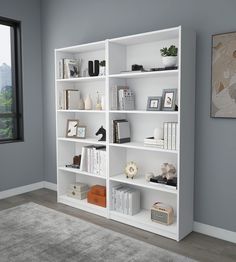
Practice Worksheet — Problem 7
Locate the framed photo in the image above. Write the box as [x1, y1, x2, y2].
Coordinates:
[211, 31, 236, 118]
[76, 126, 86, 139]
[162, 89, 177, 111]
[66, 120, 79, 138]
[147, 96, 162, 111]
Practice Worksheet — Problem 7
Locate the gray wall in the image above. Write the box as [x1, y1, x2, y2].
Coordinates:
[41, 0, 236, 232]
[0, 0, 44, 190]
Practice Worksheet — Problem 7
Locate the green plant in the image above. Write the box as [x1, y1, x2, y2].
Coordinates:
[99, 60, 106, 67]
[160, 45, 178, 57]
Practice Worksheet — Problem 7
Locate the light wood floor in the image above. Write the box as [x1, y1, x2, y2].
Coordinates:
[0, 189, 235, 262]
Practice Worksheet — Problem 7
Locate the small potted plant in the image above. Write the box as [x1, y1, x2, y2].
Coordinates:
[99, 60, 106, 76]
[160, 45, 178, 67]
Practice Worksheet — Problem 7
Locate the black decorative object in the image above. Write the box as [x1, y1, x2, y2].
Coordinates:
[95, 125, 106, 141]
[88, 60, 99, 76]
[132, 64, 144, 71]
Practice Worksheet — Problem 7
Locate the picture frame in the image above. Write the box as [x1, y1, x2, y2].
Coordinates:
[211, 31, 236, 118]
[76, 126, 86, 139]
[66, 120, 79, 138]
[146, 96, 162, 111]
[162, 89, 177, 111]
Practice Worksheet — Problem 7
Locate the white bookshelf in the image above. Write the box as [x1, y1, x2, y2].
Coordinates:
[55, 26, 196, 241]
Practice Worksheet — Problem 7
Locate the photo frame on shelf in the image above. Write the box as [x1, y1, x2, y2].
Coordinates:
[162, 89, 177, 111]
[66, 120, 79, 138]
[146, 96, 162, 111]
[76, 126, 86, 139]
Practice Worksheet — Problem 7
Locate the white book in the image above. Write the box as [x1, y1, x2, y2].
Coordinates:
[119, 187, 128, 213]
[80, 147, 87, 172]
[163, 122, 168, 149]
[167, 123, 172, 150]
[128, 189, 141, 216]
[172, 123, 176, 150]
[112, 185, 122, 211]
[66, 89, 80, 110]
[176, 123, 179, 150]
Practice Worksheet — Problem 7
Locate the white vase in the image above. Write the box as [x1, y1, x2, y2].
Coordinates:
[154, 127, 163, 140]
[78, 97, 85, 110]
[84, 94, 92, 110]
[101, 95, 105, 110]
[162, 56, 177, 67]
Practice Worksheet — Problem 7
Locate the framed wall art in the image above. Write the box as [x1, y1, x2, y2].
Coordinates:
[146, 96, 162, 111]
[211, 31, 236, 118]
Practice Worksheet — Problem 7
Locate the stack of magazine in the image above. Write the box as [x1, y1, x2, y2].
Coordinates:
[112, 185, 140, 215]
[80, 145, 106, 176]
[112, 119, 131, 143]
[144, 137, 164, 148]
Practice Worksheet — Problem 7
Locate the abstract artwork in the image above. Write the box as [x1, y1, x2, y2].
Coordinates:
[211, 32, 236, 118]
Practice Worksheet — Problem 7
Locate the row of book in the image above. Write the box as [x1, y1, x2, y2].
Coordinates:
[61, 89, 80, 110]
[112, 185, 140, 215]
[111, 85, 135, 110]
[163, 122, 178, 150]
[112, 119, 131, 143]
[58, 58, 80, 79]
[80, 145, 106, 176]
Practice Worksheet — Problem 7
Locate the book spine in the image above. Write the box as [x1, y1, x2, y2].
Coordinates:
[80, 147, 85, 171]
[172, 123, 176, 150]
[176, 123, 179, 150]
[111, 85, 118, 110]
[168, 123, 172, 150]
[163, 122, 168, 149]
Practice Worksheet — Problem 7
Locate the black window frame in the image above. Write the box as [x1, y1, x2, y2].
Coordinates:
[0, 16, 23, 144]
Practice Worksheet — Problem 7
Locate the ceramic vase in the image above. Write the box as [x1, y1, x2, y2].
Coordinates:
[154, 127, 163, 140]
[78, 97, 85, 110]
[162, 56, 177, 67]
[101, 95, 105, 110]
[85, 94, 92, 110]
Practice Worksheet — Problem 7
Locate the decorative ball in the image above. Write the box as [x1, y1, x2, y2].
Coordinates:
[125, 161, 138, 179]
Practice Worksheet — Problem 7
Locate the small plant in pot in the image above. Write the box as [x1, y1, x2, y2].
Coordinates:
[160, 45, 178, 68]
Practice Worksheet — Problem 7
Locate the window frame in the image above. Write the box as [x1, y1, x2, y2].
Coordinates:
[0, 16, 23, 144]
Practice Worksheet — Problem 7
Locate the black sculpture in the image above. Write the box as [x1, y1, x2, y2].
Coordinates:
[88, 60, 99, 76]
[95, 126, 106, 141]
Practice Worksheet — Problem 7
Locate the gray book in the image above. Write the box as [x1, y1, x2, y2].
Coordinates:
[117, 121, 131, 143]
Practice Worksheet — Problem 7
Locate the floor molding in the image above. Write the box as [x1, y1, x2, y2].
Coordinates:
[0, 182, 235, 243]
[193, 221, 236, 244]
[0, 182, 44, 200]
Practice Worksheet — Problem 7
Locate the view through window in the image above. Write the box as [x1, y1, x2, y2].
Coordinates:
[0, 17, 23, 142]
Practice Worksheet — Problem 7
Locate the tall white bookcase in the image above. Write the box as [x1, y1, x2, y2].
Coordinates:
[55, 26, 196, 241]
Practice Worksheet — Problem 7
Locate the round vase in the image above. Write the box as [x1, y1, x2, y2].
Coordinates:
[85, 94, 92, 110]
[162, 56, 177, 67]
[154, 127, 163, 140]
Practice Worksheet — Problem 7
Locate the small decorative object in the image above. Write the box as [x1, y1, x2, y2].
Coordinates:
[145, 172, 154, 182]
[160, 163, 177, 180]
[67, 182, 89, 200]
[95, 125, 106, 141]
[147, 96, 162, 111]
[95, 91, 102, 110]
[211, 31, 236, 118]
[76, 126, 86, 139]
[151, 202, 174, 225]
[125, 161, 138, 179]
[73, 155, 81, 166]
[132, 64, 144, 71]
[154, 127, 163, 140]
[119, 89, 135, 110]
[87, 185, 106, 207]
[83, 68, 88, 77]
[160, 45, 178, 68]
[88, 60, 99, 76]
[84, 94, 92, 110]
[66, 120, 78, 137]
[101, 95, 105, 110]
[99, 60, 106, 76]
[78, 97, 85, 110]
[162, 89, 177, 111]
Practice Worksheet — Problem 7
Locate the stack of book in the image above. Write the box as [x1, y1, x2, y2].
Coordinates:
[112, 119, 131, 143]
[144, 137, 164, 148]
[58, 58, 80, 79]
[111, 85, 135, 110]
[63, 89, 80, 110]
[163, 122, 178, 150]
[112, 185, 140, 215]
[80, 145, 106, 176]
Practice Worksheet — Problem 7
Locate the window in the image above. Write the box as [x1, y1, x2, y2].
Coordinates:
[0, 17, 23, 143]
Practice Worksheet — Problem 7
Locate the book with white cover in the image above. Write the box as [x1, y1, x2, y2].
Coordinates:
[112, 185, 123, 210]
[128, 189, 141, 216]
[163, 122, 168, 149]
[167, 123, 172, 149]
[172, 123, 177, 150]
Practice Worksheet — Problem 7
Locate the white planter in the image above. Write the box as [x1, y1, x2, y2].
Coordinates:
[162, 56, 177, 67]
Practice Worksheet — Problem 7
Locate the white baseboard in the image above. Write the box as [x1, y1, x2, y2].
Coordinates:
[43, 181, 57, 191]
[0, 182, 44, 200]
[193, 221, 236, 244]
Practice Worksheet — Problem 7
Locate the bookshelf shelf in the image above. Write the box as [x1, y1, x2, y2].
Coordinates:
[59, 166, 107, 180]
[55, 26, 196, 241]
[109, 141, 178, 154]
[110, 174, 177, 194]
[57, 137, 106, 146]
[109, 70, 178, 79]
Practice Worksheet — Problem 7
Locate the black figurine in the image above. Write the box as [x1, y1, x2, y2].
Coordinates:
[95, 126, 106, 141]
[88, 60, 99, 76]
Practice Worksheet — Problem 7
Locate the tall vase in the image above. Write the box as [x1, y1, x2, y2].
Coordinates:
[85, 94, 92, 110]
[78, 97, 85, 110]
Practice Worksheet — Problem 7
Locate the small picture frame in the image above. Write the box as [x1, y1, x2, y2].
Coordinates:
[147, 96, 162, 111]
[162, 89, 177, 111]
[66, 120, 79, 137]
[76, 126, 86, 139]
